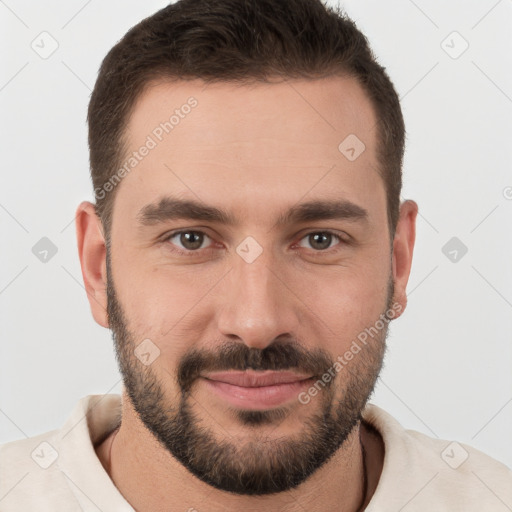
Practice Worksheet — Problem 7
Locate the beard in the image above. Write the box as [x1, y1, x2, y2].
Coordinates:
[106, 248, 392, 496]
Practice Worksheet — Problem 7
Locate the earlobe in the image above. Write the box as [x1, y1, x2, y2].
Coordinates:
[75, 201, 109, 328]
[391, 200, 418, 319]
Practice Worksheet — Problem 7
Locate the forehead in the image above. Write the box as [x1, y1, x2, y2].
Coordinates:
[127, 76, 376, 151]
[113, 76, 385, 230]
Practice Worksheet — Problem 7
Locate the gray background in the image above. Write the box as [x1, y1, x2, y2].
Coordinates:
[1, 0, 511, 473]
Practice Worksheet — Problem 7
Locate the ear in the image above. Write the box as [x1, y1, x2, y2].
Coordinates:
[75, 201, 109, 328]
[391, 200, 418, 319]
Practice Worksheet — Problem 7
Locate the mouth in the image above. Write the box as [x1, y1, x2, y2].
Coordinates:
[200, 370, 314, 410]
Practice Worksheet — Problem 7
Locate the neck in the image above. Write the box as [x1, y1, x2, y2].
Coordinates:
[96, 398, 383, 512]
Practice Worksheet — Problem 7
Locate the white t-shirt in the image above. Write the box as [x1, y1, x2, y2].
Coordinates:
[0, 394, 511, 511]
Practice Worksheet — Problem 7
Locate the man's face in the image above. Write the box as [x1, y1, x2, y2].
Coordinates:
[105, 77, 396, 495]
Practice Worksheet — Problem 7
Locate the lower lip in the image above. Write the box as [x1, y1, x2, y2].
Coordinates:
[201, 377, 313, 410]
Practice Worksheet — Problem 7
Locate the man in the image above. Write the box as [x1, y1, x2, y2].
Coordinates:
[1, 0, 510, 510]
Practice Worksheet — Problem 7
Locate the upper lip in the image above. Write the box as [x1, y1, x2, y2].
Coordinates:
[202, 370, 313, 387]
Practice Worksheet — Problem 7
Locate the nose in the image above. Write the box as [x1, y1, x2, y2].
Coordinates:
[216, 252, 300, 350]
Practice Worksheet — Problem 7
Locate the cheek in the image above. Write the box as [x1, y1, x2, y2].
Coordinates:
[113, 258, 225, 344]
[284, 225, 390, 306]
[286, 266, 389, 346]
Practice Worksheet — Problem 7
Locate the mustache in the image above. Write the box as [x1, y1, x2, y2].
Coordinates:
[177, 340, 334, 393]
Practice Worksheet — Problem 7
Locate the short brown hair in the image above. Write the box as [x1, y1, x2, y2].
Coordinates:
[88, 0, 404, 243]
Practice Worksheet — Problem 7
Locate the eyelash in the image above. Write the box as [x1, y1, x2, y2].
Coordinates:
[162, 229, 348, 257]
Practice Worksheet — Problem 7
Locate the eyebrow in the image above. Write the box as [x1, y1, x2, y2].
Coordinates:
[137, 196, 369, 228]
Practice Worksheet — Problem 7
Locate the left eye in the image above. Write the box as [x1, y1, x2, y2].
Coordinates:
[297, 232, 342, 251]
[167, 231, 213, 251]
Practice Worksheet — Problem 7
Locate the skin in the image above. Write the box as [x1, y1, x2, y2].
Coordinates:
[76, 76, 417, 511]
